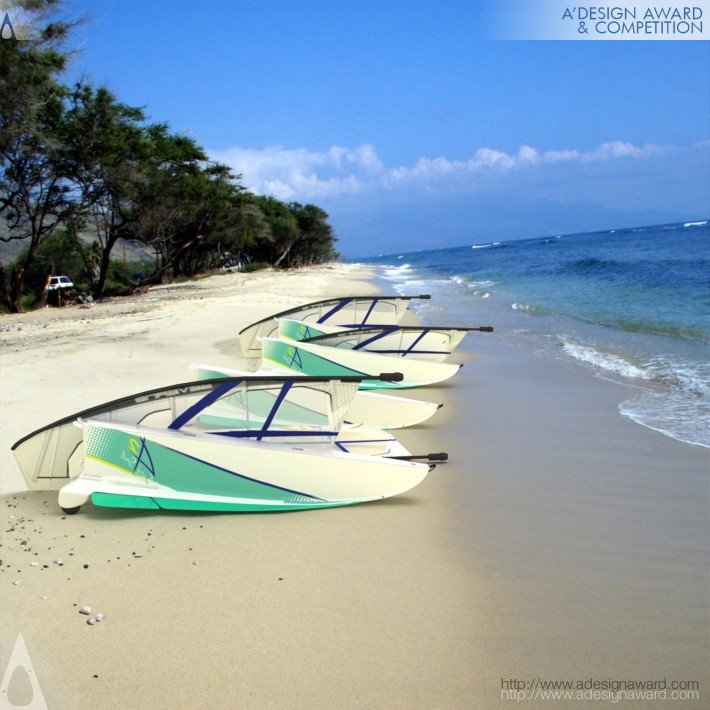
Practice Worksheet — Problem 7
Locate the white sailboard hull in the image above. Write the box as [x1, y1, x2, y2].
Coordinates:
[57, 420, 430, 513]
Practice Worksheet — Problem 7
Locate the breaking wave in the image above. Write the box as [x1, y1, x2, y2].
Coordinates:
[560, 339, 709, 448]
[561, 341, 651, 381]
[472, 242, 502, 249]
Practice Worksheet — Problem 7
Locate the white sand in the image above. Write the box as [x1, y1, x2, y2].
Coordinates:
[1, 265, 485, 708]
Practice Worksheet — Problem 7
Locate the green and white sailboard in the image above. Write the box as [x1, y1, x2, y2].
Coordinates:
[278, 318, 493, 362]
[260, 337, 462, 389]
[13, 375, 440, 513]
[190, 364, 443, 429]
[238, 295, 431, 358]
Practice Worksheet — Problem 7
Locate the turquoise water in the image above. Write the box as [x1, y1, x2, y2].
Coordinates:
[362, 220, 710, 448]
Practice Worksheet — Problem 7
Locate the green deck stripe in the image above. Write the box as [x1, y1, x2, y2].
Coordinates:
[90, 492, 360, 512]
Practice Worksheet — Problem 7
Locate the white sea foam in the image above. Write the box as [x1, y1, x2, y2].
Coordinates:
[561, 340, 710, 394]
[683, 220, 707, 228]
[394, 278, 449, 289]
[620, 393, 709, 449]
[471, 242, 501, 249]
[382, 265, 452, 299]
[561, 341, 651, 380]
[382, 263, 413, 280]
[511, 302, 536, 313]
[646, 358, 710, 397]
[560, 340, 709, 447]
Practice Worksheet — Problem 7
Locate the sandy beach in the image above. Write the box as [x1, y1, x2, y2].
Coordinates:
[1, 264, 708, 708]
[1, 264, 482, 708]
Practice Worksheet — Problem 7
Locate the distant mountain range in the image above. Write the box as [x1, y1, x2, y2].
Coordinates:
[337, 196, 696, 258]
[0, 227, 152, 265]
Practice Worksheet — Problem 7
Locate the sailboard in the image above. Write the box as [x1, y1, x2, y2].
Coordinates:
[57, 418, 434, 513]
[260, 337, 462, 389]
[278, 318, 492, 362]
[238, 295, 431, 358]
[190, 364, 443, 429]
[13, 375, 376, 491]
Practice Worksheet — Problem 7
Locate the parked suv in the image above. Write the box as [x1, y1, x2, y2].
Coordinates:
[48, 275, 74, 291]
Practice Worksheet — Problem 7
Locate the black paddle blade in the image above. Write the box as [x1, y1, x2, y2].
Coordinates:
[387, 452, 448, 462]
[377, 372, 404, 382]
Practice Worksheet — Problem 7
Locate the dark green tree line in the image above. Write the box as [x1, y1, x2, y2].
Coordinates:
[0, 1, 338, 313]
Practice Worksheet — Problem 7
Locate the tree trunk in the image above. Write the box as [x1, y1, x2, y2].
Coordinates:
[94, 235, 119, 298]
[37, 263, 55, 308]
[110, 237, 201, 296]
[0, 263, 13, 313]
[273, 239, 295, 268]
[9, 264, 26, 313]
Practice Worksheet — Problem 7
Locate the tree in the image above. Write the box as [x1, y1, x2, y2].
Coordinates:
[0, 1, 77, 311]
[61, 82, 149, 297]
[232, 195, 273, 259]
[0, 2, 339, 311]
[130, 126, 246, 281]
[287, 202, 338, 266]
[253, 196, 299, 266]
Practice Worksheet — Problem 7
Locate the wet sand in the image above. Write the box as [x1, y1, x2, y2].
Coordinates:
[422, 332, 709, 706]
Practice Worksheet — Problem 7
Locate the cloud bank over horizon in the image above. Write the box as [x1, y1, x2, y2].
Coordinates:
[209, 139, 688, 200]
[208, 139, 709, 255]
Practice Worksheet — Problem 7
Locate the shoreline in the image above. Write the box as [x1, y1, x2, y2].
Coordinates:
[374, 266, 709, 703]
[1, 263, 707, 707]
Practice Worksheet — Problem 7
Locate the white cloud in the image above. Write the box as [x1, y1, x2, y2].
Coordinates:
[210, 144, 383, 200]
[208, 138, 682, 202]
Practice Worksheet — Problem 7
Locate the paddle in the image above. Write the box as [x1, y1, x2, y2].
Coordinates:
[386, 452, 448, 462]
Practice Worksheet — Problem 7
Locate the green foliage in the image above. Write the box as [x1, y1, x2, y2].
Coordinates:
[240, 262, 270, 273]
[1, 1, 339, 313]
[23, 228, 84, 293]
[0, 0, 78, 311]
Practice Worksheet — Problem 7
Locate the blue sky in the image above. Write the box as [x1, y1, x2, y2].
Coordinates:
[63, 0, 709, 257]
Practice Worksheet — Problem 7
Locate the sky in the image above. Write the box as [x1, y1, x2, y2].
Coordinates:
[60, 0, 710, 257]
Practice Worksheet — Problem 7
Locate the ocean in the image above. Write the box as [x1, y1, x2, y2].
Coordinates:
[361, 220, 709, 449]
